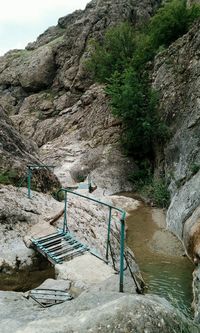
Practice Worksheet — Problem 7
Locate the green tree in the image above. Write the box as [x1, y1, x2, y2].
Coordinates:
[148, 0, 200, 49]
[106, 68, 160, 158]
[87, 22, 136, 82]
[86, 0, 200, 199]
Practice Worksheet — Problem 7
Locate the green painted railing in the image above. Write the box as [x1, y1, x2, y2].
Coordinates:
[57, 188, 126, 293]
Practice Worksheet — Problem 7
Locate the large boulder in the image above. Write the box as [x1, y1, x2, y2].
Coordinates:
[0, 45, 55, 94]
[18, 46, 56, 92]
[0, 291, 198, 333]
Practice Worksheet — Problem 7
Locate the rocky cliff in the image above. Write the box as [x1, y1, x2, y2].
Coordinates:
[0, 106, 59, 192]
[1, 0, 199, 248]
[0, 0, 162, 194]
[152, 19, 200, 320]
[152, 21, 200, 260]
[0, 0, 200, 327]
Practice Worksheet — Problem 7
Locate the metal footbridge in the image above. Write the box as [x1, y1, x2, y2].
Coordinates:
[31, 188, 142, 293]
[31, 229, 89, 265]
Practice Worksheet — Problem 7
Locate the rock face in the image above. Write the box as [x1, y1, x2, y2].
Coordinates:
[0, 0, 200, 327]
[0, 106, 38, 171]
[0, 106, 60, 192]
[0, 185, 63, 271]
[0, 0, 162, 195]
[152, 21, 200, 253]
[0, 290, 197, 333]
[152, 21, 200, 320]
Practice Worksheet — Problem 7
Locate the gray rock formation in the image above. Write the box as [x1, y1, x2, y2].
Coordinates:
[0, 290, 197, 333]
[152, 21, 200, 251]
[1, 0, 200, 328]
[152, 20, 200, 320]
[193, 266, 200, 322]
[0, 106, 60, 192]
[0, 106, 38, 170]
[0, 185, 63, 271]
[0, 0, 163, 195]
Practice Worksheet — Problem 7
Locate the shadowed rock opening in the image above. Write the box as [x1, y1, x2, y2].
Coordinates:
[0, 257, 55, 292]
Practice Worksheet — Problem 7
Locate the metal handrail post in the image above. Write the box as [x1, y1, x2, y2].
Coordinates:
[56, 188, 127, 292]
[119, 218, 125, 292]
[106, 206, 112, 261]
[63, 191, 68, 232]
[27, 166, 32, 199]
[62, 188, 125, 215]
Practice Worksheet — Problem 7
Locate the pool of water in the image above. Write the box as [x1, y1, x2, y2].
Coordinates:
[0, 263, 55, 292]
[126, 203, 194, 316]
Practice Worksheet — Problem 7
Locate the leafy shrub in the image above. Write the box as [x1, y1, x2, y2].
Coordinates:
[86, 0, 200, 194]
[133, 0, 200, 70]
[106, 68, 164, 158]
[51, 190, 65, 202]
[190, 163, 200, 175]
[148, 0, 200, 50]
[87, 22, 136, 82]
[129, 166, 170, 208]
[140, 177, 170, 208]
[151, 179, 170, 208]
[0, 170, 18, 185]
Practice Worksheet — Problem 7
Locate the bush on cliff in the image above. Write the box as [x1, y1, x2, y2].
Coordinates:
[87, 0, 200, 205]
[87, 22, 135, 82]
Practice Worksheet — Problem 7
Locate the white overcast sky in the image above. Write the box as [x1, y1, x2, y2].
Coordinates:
[0, 0, 89, 55]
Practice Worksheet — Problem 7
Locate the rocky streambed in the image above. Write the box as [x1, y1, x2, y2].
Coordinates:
[0, 185, 199, 332]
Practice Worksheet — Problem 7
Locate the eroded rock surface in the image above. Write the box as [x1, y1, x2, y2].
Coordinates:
[153, 21, 200, 250]
[152, 21, 200, 319]
[0, 106, 60, 192]
[0, 290, 197, 333]
[0, 185, 63, 271]
[0, 106, 38, 171]
[0, 0, 162, 195]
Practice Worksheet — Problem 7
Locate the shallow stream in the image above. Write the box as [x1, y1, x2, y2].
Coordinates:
[126, 203, 194, 316]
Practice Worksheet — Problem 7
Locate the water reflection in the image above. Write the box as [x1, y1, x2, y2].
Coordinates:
[126, 203, 194, 315]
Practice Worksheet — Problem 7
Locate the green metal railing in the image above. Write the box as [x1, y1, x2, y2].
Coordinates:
[57, 188, 126, 292]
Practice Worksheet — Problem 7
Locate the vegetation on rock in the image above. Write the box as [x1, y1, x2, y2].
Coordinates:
[87, 0, 200, 206]
[0, 170, 18, 186]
